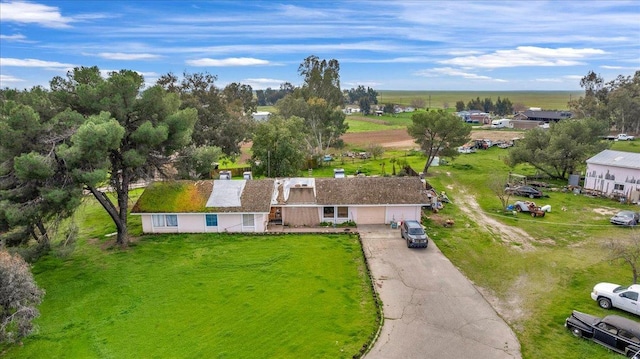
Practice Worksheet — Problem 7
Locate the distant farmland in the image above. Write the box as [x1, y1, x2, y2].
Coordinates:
[377, 90, 582, 111]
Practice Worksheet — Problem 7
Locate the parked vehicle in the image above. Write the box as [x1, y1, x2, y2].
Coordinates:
[592, 283, 640, 315]
[565, 310, 640, 357]
[490, 119, 512, 128]
[513, 201, 547, 217]
[603, 134, 636, 141]
[610, 211, 639, 226]
[400, 220, 429, 248]
[506, 185, 543, 198]
[457, 146, 476, 154]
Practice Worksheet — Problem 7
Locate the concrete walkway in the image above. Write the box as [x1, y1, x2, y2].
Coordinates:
[358, 224, 521, 359]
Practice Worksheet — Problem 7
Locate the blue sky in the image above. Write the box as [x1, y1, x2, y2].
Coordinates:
[1, 0, 639, 91]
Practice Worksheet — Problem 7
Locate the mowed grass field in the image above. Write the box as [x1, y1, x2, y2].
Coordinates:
[3, 196, 378, 358]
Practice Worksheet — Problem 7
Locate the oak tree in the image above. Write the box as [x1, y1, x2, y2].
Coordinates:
[407, 110, 471, 175]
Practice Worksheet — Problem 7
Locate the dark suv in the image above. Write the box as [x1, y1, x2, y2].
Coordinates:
[400, 220, 428, 248]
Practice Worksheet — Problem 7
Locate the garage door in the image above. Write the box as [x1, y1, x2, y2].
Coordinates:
[356, 207, 386, 224]
[387, 206, 419, 223]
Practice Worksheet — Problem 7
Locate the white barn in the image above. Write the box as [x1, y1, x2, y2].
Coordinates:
[584, 150, 640, 203]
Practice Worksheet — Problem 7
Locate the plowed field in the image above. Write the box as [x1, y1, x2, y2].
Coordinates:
[341, 128, 524, 149]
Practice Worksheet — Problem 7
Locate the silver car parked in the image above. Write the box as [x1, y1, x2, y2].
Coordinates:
[400, 220, 429, 248]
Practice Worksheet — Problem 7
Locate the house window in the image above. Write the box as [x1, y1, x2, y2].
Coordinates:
[337, 207, 348, 218]
[242, 214, 254, 227]
[205, 214, 218, 227]
[152, 214, 178, 227]
[323, 207, 335, 217]
[614, 183, 625, 191]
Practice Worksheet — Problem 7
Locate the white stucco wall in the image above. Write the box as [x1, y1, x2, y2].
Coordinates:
[137, 213, 267, 234]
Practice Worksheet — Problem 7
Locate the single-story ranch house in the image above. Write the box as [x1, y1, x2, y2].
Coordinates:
[132, 177, 430, 233]
[584, 150, 640, 203]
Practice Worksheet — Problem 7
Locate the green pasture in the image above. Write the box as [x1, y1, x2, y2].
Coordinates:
[4, 197, 378, 358]
[344, 113, 411, 132]
[378, 90, 582, 111]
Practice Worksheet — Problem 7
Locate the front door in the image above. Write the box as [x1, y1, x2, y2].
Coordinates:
[594, 322, 618, 349]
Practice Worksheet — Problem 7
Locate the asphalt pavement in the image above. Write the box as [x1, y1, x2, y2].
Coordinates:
[358, 224, 521, 359]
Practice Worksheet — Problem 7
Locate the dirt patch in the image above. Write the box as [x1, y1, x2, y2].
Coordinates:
[341, 128, 524, 150]
[476, 276, 527, 329]
[453, 187, 536, 251]
[593, 207, 618, 216]
[341, 129, 416, 149]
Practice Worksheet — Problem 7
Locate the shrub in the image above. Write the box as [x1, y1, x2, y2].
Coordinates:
[0, 251, 45, 343]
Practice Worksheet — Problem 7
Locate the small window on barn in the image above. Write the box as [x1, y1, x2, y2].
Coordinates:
[323, 207, 335, 218]
[242, 214, 254, 227]
[205, 214, 218, 227]
[337, 207, 348, 218]
[614, 183, 625, 191]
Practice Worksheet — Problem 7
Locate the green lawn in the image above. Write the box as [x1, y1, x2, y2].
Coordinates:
[6, 134, 640, 359]
[4, 202, 378, 358]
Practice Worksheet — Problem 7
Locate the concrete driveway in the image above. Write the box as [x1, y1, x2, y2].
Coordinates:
[358, 225, 521, 359]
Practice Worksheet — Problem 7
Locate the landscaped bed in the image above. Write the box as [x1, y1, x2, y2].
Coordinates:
[6, 232, 379, 358]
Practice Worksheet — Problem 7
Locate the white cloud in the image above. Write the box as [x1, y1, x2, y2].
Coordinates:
[600, 65, 639, 70]
[441, 46, 606, 69]
[242, 78, 288, 89]
[534, 78, 563, 83]
[414, 67, 506, 82]
[0, 33, 27, 41]
[342, 81, 382, 88]
[0, 1, 74, 28]
[0, 74, 25, 83]
[342, 56, 432, 64]
[563, 75, 584, 80]
[0, 57, 75, 68]
[186, 57, 270, 66]
[97, 52, 161, 60]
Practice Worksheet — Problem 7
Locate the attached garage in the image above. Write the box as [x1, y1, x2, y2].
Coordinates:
[386, 206, 421, 224]
[355, 207, 386, 224]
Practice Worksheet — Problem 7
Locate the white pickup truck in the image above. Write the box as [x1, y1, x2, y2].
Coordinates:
[617, 134, 635, 141]
[592, 282, 640, 315]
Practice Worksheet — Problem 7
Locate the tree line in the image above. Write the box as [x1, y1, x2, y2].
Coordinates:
[455, 96, 515, 116]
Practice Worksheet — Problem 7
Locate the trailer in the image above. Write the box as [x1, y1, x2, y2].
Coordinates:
[490, 119, 512, 129]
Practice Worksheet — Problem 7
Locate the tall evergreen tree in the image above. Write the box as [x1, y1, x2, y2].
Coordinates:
[0, 99, 82, 251]
[53, 67, 197, 246]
